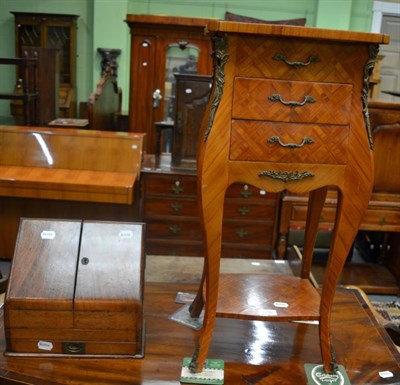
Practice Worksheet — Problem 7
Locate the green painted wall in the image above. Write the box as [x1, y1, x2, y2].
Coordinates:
[92, 0, 129, 110]
[0, 0, 374, 119]
[128, 0, 318, 24]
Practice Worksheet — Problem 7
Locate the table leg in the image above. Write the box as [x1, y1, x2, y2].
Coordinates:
[301, 187, 328, 279]
[319, 188, 371, 373]
[189, 185, 225, 373]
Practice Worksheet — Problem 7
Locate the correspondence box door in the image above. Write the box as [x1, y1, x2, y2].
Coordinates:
[6, 218, 82, 314]
[74, 221, 144, 320]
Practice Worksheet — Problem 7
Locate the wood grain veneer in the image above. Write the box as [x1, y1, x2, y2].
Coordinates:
[188, 21, 390, 375]
[0, 282, 399, 384]
[4, 219, 145, 357]
[0, 125, 144, 260]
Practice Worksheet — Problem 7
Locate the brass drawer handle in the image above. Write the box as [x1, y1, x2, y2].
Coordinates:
[258, 170, 315, 182]
[171, 203, 182, 212]
[171, 181, 184, 194]
[169, 225, 181, 234]
[273, 53, 320, 68]
[269, 93, 316, 107]
[62, 342, 85, 355]
[267, 136, 314, 149]
[240, 184, 252, 198]
[236, 229, 248, 238]
[238, 206, 250, 216]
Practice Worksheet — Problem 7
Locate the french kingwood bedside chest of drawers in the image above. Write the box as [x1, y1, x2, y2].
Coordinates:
[187, 21, 389, 375]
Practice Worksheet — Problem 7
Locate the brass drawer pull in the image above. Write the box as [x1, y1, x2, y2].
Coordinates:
[171, 203, 182, 212]
[171, 181, 184, 194]
[236, 229, 248, 238]
[273, 53, 320, 68]
[238, 206, 250, 216]
[268, 93, 316, 107]
[169, 225, 181, 234]
[62, 342, 85, 355]
[240, 184, 252, 198]
[267, 136, 314, 149]
[258, 170, 315, 182]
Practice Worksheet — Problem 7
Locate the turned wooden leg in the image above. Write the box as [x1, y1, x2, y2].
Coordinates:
[319, 189, 370, 373]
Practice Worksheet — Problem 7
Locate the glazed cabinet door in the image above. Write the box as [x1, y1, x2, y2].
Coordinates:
[129, 36, 211, 154]
[12, 12, 78, 117]
[126, 15, 213, 154]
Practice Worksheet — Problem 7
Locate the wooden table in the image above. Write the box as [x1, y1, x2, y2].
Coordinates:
[0, 282, 399, 384]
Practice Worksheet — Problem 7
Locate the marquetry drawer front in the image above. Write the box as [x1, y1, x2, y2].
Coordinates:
[222, 222, 273, 245]
[235, 36, 362, 84]
[232, 78, 352, 125]
[146, 220, 202, 241]
[144, 196, 198, 217]
[230, 121, 348, 164]
[143, 175, 197, 197]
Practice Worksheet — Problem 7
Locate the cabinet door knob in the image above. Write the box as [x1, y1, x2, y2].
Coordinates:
[238, 206, 250, 216]
[272, 53, 320, 68]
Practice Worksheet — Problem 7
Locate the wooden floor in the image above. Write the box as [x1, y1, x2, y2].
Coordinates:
[0, 278, 400, 384]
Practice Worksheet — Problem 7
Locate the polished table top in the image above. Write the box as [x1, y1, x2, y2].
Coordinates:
[0, 282, 399, 384]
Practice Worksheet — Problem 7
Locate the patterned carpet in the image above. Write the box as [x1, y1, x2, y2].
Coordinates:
[372, 299, 400, 327]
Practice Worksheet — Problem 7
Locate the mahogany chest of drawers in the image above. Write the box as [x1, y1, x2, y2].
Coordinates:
[4, 218, 145, 357]
[278, 190, 400, 250]
[141, 155, 280, 259]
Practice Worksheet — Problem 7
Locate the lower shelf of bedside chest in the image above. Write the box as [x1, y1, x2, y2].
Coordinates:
[216, 274, 320, 321]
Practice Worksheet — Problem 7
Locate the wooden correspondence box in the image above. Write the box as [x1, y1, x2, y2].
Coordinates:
[4, 218, 145, 357]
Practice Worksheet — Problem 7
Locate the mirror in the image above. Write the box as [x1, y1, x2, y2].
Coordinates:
[164, 44, 199, 122]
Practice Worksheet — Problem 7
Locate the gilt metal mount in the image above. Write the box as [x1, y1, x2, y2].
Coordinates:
[204, 34, 229, 140]
[258, 170, 315, 182]
[362, 44, 379, 150]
